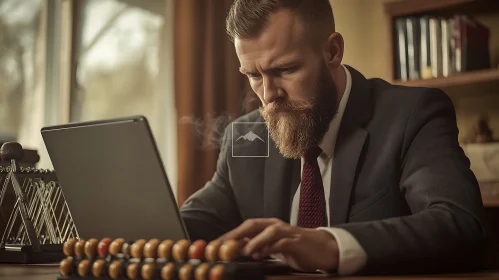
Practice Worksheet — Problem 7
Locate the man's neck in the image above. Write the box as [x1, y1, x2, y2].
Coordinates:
[332, 65, 347, 105]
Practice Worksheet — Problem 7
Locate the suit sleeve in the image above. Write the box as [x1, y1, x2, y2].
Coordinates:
[179, 125, 243, 242]
[334, 89, 488, 274]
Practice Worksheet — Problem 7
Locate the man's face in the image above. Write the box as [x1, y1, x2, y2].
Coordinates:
[235, 10, 338, 159]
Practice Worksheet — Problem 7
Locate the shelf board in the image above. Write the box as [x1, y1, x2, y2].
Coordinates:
[384, 0, 499, 17]
[483, 197, 499, 207]
[391, 68, 499, 88]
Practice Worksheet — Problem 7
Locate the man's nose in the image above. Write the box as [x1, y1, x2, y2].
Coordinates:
[263, 77, 282, 104]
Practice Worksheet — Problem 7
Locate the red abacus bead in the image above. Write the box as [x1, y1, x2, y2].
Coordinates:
[209, 264, 225, 280]
[188, 240, 207, 260]
[97, 238, 112, 258]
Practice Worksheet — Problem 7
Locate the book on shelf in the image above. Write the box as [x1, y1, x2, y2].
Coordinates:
[393, 14, 491, 82]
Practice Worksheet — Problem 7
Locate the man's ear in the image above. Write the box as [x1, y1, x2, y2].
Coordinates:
[324, 32, 344, 67]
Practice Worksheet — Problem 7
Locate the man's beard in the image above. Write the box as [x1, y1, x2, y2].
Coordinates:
[259, 67, 339, 159]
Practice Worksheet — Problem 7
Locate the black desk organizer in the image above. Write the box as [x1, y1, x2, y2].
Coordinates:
[0, 142, 79, 263]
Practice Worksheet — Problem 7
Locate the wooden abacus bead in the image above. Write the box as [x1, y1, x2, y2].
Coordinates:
[74, 239, 86, 257]
[144, 238, 161, 258]
[209, 264, 225, 280]
[141, 263, 156, 280]
[126, 262, 140, 279]
[92, 259, 106, 277]
[205, 240, 222, 262]
[108, 260, 123, 279]
[173, 239, 190, 261]
[158, 240, 174, 259]
[63, 238, 77, 256]
[179, 263, 194, 280]
[78, 259, 91, 276]
[189, 240, 207, 260]
[219, 240, 240, 262]
[195, 263, 211, 280]
[130, 239, 147, 258]
[109, 238, 125, 256]
[122, 241, 132, 257]
[97, 237, 112, 258]
[84, 238, 99, 259]
[161, 262, 176, 280]
[59, 257, 73, 276]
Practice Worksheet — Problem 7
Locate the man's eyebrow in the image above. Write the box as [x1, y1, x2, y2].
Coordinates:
[239, 59, 300, 74]
[239, 67, 247, 74]
[268, 58, 300, 69]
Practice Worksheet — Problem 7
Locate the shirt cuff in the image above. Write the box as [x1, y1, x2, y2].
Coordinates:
[316, 227, 367, 276]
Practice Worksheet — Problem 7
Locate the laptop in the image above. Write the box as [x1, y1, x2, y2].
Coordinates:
[41, 116, 189, 242]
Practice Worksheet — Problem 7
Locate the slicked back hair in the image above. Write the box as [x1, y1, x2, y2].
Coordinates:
[226, 0, 335, 43]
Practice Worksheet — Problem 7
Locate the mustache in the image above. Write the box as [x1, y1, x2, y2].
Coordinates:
[260, 99, 314, 115]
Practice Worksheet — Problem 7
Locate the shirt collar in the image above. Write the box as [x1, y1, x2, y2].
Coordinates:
[318, 64, 352, 159]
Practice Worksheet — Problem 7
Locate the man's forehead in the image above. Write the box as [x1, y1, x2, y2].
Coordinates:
[235, 10, 308, 68]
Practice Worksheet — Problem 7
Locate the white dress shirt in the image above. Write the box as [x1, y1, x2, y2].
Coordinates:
[289, 65, 367, 275]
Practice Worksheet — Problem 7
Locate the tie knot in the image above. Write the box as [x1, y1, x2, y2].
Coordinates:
[304, 145, 322, 160]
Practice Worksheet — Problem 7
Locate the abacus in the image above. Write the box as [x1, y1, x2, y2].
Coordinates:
[0, 142, 79, 263]
[58, 238, 292, 280]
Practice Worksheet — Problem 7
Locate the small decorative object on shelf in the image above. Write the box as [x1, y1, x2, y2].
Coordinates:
[57, 237, 290, 280]
[461, 116, 499, 207]
[0, 142, 79, 263]
[462, 114, 495, 144]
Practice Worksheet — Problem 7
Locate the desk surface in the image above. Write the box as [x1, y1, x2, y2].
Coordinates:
[1, 264, 499, 280]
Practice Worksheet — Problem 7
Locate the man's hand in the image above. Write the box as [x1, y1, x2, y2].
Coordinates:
[218, 218, 339, 272]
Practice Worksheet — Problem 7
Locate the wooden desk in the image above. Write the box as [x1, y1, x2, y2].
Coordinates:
[1, 264, 499, 280]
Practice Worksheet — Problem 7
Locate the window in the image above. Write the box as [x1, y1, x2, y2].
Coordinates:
[0, 0, 44, 147]
[0, 0, 177, 194]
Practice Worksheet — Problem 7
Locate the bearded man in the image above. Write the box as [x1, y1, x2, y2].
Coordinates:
[179, 0, 487, 276]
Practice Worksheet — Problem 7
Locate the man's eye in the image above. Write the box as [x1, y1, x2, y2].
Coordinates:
[280, 67, 295, 74]
[247, 73, 261, 79]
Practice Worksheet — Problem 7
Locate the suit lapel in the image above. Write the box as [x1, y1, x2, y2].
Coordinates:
[329, 65, 372, 226]
[263, 139, 300, 223]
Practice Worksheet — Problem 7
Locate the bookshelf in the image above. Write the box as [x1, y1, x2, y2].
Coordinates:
[384, 0, 499, 209]
[384, 0, 499, 89]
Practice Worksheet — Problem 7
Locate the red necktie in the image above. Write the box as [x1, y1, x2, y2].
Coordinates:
[297, 146, 326, 228]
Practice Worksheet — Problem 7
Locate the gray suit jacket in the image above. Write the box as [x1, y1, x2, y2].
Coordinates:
[180, 66, 487, 275]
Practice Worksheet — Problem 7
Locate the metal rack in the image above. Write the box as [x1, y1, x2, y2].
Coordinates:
[0, 142, 79, 263]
